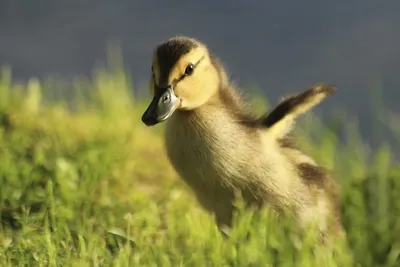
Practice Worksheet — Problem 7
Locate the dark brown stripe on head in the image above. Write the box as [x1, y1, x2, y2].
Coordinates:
[156, 37, 199, 86]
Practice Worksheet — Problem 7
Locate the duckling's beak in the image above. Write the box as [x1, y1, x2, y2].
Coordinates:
[141, 86, 180, 126]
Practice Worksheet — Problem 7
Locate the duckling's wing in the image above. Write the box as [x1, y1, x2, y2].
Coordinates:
[261, 84, 336, 139]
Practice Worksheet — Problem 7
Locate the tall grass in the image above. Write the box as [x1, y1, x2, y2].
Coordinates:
[0, 58, 399, 266]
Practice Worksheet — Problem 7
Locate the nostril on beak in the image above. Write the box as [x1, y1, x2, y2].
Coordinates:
[162, 94, 171, 104]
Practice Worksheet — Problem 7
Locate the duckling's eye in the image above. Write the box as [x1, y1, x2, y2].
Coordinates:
[185, 63, 194, 76]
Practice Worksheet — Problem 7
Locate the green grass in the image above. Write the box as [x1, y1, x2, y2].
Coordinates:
[0, 60, 399, 267]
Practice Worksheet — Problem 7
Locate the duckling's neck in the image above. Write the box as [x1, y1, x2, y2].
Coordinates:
[164, 85, 254, 185]
[171, 83, 252, 134]
[177, 85, 238, 118]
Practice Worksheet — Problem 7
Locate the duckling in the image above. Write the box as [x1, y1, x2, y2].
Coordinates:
[141, 36, 344, 240]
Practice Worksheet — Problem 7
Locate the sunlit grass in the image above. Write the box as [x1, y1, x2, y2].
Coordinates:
[0, 58, 399, 266]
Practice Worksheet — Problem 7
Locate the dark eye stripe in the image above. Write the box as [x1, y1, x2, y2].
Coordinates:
[156, 40, 196, 85]
[155, 55, 205, 88]
[176, 56, 205, 82]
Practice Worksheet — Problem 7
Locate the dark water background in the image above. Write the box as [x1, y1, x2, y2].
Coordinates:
[1, 0, 399, 155]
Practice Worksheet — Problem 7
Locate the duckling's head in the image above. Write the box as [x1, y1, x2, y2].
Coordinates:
[142, 36, 224, 126]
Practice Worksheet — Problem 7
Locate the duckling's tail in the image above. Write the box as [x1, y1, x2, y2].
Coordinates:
[261, 83, 336, 139]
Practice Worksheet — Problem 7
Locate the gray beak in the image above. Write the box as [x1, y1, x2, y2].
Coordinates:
[141, 86, 180, 126]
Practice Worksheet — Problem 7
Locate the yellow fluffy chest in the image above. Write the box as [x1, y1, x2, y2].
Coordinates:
[163, 108, 304, 211]
[164, 110, 252, 191]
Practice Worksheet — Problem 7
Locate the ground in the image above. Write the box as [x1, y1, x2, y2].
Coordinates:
[0, 64, 399, 267]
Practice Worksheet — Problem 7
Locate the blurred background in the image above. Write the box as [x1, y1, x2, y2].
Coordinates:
[0, 0, 399, 149]
[1, 2, 400, 265]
